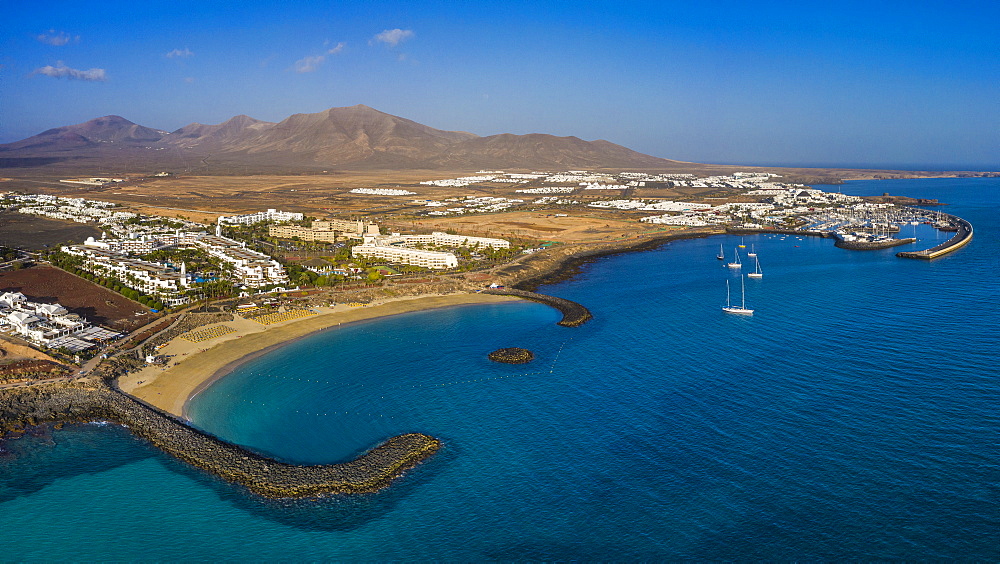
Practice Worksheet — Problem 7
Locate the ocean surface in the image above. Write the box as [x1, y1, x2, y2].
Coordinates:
[2, 178, 998, 560]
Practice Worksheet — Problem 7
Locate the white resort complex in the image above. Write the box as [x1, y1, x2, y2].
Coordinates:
[352, 232, 510, 270]
[0, 292, 119, 351]
[217, 209, 303, 226]
[63, 230, 289, 305]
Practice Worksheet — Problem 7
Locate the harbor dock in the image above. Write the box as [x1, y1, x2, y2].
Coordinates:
[897, 213, 973, 259]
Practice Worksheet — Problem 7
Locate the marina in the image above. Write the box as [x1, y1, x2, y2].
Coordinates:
[733, 204, 972, 259]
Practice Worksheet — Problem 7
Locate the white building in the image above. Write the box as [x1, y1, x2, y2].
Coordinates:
[194, 234, 288, 288]
[71, 230, 289, 292]
[351, 231, 509, 269]
[83, 235, 157, 255]
[352, 243, 458, 269]
[0, 292, 114, 350]
[61, 245, 190, 306]
[218, 209, 304, 226]
[382, 231, 510, 250]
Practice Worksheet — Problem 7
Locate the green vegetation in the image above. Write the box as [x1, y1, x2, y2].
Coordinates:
[284, 263, 347, 288]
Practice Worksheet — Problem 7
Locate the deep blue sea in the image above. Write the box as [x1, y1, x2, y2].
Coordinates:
[2, 178, 998, 560]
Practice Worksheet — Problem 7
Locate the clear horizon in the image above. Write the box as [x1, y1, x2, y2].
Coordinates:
[2, 0, 998, 169]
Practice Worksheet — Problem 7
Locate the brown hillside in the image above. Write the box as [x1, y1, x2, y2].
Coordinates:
[0, 105, 676, 171]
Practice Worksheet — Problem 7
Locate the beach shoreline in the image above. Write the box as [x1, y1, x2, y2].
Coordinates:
[121, 293, 518, 418]
[128, 229, 722, 419]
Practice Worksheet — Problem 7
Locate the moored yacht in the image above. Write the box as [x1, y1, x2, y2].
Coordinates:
[747, 255, 763, 279]
[726, 247, 742, 269]
[722, 279, 753, 315]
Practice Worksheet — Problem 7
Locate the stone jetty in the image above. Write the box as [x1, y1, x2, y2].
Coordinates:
[482, 288, 592, 327]
[0, 381, 440, 498]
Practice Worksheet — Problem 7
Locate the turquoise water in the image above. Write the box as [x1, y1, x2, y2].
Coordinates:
[2, 178, 998, 560]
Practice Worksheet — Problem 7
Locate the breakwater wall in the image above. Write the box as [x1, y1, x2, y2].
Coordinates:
[482, 288, 592, 327]
[0, 382, 440, 498]
[897, 214, 973, 259]
[834, 237, 916, 250]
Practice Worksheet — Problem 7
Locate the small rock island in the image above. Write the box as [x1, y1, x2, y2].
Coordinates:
[488, 348, 535, 364]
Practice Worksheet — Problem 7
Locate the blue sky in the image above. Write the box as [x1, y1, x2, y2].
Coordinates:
[2, 0, 998, 168]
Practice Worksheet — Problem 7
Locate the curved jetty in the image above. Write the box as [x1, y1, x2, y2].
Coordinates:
[897, 214, 973, 259]
[0, 382, 439, 498]
[482, 288, 593, 327]
[488, 348, 535, 364]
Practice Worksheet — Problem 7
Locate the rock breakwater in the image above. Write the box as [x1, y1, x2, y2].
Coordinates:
[482, 288, 592, 327]
[0, 381, 440, 498]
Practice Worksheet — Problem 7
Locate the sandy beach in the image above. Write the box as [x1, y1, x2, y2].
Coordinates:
[119, 293, 517, 417]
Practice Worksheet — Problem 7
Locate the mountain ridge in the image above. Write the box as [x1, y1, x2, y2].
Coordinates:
[0, 105, 683, 171]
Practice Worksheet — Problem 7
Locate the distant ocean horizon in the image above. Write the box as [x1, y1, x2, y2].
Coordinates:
[699, 161, 1000, 171]
[2, 177, 998, 560]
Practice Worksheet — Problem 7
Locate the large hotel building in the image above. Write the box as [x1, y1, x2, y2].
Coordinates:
[268, 219, 380, 242]
[350, 232, 510, 270]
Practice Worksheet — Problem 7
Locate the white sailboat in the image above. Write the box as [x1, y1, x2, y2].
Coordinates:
[747, 243, 756, 257]
[726, 247, 742, 269]
[723, 278, 753, 315]
[747, 255, 763, 278]
[716, 243, 725, 260]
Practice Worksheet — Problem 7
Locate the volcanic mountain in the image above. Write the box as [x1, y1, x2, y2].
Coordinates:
[0, 115, 167, 152]
[0, 104, 683, 171]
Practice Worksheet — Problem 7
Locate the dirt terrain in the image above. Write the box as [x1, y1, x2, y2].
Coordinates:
[0, 212, 102, 250]
[397, 211, 668, 243]
[0, 337, 68, 382]
[52, 172, 475, 219]
[0, 265, 152, 331]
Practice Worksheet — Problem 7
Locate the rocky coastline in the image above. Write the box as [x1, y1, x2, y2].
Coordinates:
[0, 380, 440, 498]
[494, 227, 722, 291]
